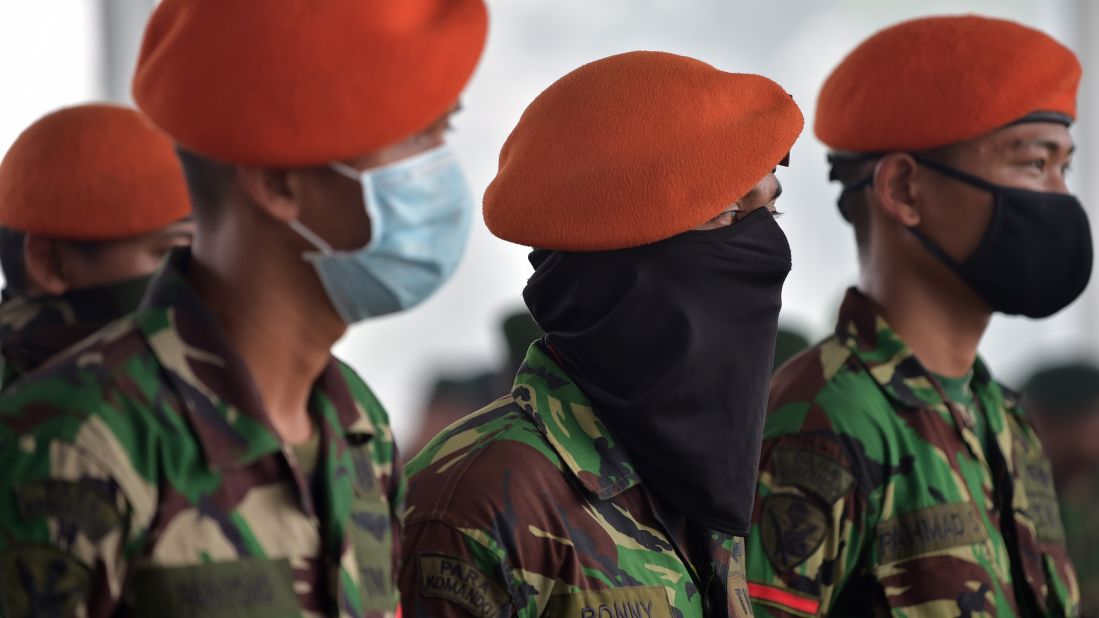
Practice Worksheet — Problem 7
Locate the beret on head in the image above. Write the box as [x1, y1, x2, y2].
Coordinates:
[484, 51, 804, 251]
[816, 14, 1081, 153]
[0, 104, 190, 240]
[133, 0, 488, 166]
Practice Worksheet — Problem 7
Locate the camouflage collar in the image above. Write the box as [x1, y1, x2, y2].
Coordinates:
[0, 275, 151, 383]
[835, 287, 996, 410]
[512, 342, 641, 499]
[134, 249, 374, 470]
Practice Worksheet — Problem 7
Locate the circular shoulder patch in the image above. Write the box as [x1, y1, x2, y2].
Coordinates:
[761, 494, 828, 573]
[0, 546, 91, 616]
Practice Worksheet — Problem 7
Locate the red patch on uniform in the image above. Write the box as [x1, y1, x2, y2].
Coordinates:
[747, 582, 820, 616]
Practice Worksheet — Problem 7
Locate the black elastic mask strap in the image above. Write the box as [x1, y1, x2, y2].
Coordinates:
[903, 155, 999, 271]
[910, 155, 1000, 192]
[835, 176, 873, 222]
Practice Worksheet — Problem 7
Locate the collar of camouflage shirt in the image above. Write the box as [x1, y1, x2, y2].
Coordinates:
[511, 343, 642, 500]
[132, 248, 376, 471]
[0, 274, 151, 378]
[833, 286, 1022, 416]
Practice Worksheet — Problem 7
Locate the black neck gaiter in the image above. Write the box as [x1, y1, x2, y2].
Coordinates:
[523, 209, 791, 535]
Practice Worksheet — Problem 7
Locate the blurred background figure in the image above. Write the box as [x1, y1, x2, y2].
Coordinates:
[1024, 361, 1099, 617]
[773, 325, 811, 371]
[406, 309, 541, 460]
[0, 103, 192, 388]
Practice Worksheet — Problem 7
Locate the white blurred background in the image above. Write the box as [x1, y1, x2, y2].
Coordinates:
[2, 0, 1096, 452]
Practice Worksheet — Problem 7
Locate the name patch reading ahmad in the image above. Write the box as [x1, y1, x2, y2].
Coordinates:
[544, 586, 673, 618]
[131, 558, 299, 618]
[772, 448, 855, 504]
[876, 503, 988, 563]
[418, 555, 509, 618]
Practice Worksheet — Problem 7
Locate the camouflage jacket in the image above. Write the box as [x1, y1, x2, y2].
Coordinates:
[0, 250, 403, 618]
[1057, 477, 1099, 617]
[746, 288, 1078, 617]
[0, 276, 150, 390]
[399, 342, 754, 618]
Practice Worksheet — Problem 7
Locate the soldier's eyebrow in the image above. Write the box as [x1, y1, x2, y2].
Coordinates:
[1007, 138, 1075, 156]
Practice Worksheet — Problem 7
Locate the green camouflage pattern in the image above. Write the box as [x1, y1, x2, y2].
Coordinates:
[1057, 479, 1099, 616]
[746, 288, 1078, 617]
[400, 343, 753, 618]
[0, 275, 151, 390]
[0, 250, 404, 618]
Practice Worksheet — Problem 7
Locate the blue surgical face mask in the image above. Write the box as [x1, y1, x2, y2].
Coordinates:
[289, 145, 474, 324]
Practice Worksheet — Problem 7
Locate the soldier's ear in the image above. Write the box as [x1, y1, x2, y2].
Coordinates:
[871, 154, 922, 227]
[22, 234, 69, 296]
[236, 166, 302, 224]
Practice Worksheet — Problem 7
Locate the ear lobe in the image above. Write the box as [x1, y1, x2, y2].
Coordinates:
[871, 154, 922, 227]
[236, 166, 301, 223]
[23, 235, 69, 296]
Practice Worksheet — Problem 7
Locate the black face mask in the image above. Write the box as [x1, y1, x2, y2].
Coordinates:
[523, 209, 791, 535]
[837, 157, 1093, 318]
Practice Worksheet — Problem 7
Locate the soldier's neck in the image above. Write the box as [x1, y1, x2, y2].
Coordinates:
[189, 232, 346, 445]
[860, 261, 990, 378]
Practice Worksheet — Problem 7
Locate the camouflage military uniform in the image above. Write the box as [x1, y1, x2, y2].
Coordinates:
[400, 342, 753, 618]
[746, 288, 1078, 616]
[0, 250, 403, 618]
[0, 276, 150, 390]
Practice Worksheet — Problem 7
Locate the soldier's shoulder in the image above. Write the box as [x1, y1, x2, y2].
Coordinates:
[767, 336, 895, 435]
[0, 316, 168, 446]
[406, 394, 565, 523]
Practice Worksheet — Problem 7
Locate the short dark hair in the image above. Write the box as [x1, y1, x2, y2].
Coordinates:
[0, 227, 28, 296]
[175, 147, 235, 222]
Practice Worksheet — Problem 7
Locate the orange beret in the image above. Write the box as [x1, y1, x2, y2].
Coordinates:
[816, 15, 1080, 153]
[0, 104, 191, 240]
[484, 51, 804, 251]
[133, 0, 488, 166]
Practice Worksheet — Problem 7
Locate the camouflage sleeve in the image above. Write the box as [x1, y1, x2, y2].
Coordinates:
[0, 418, 150, 617]
[746, 392, 883, 616]
[399, 519, 517, 618]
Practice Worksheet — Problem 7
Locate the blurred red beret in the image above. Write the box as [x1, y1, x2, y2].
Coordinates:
[0, 104, 190, 239]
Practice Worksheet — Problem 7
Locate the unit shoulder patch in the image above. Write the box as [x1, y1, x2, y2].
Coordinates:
[760, 494, 828, 572]
[772, 447, 855, 504]
[417, 554, 510, 618]
[0, 545, 92, 617]
[15, 479, 121, 541]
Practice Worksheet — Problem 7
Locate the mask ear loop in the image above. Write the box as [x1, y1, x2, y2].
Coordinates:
[904, 155, 1000, 272]
[288, 219, 337, 258]
[827, 152, 880, 222]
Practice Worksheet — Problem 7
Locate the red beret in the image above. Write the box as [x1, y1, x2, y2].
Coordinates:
[133, 0, 488, 166]
[484, 51, 804, 251]
[816, 15, 1081, 153]
[0, 104, 191, 240]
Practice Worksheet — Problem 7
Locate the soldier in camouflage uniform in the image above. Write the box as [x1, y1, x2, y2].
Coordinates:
[0, 104, 194, 389]
[400, 51, 804, 617]
[1024, 363, 1099, 617]
[0, 0, 487, 616]
[746, 16, 1088, 616]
